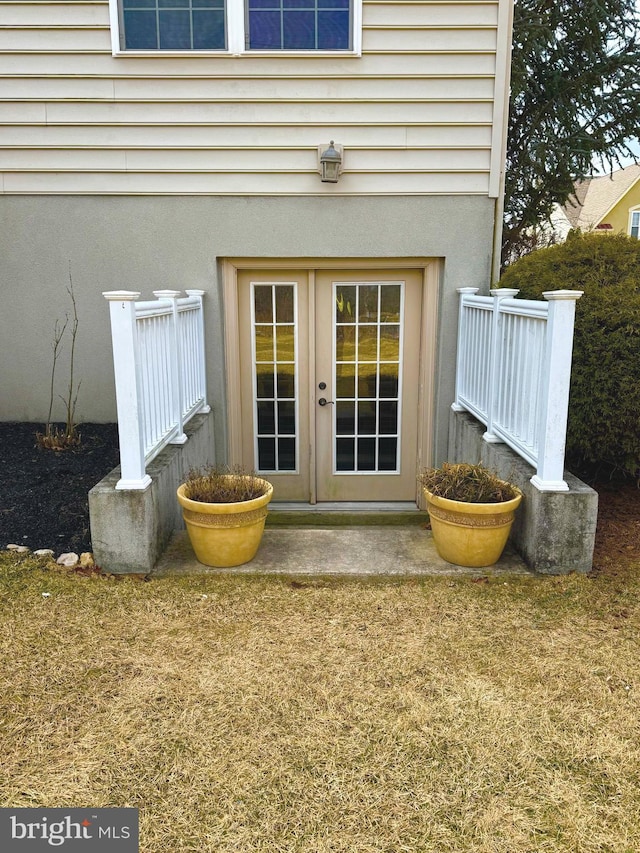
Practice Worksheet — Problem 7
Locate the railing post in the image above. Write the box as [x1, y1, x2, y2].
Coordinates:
[530, 290, 583, 492]
[153, 290, 188, 445]
[103, 291, 152, 491]
[185, 289, 211, 414]
[483, 288, 519, 443]
[452, 288, 479, 412]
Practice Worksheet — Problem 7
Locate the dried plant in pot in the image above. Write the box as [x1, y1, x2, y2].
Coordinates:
[418, 463, 522, 567]
[177, 466, 273, 568]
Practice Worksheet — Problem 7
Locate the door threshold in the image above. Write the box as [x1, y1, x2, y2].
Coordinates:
[270, 501, 419, 512]
[267, 501, 424, 528]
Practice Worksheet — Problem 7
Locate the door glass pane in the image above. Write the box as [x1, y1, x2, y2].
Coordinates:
[275, 285, 295, 323]
[278, 437, 296, 470]
[378, 401, 397, 435]
[380, 285, 401, 322]
[336, 438, 355, 471]
[379, 367, 398, 399]
[357, 365, 377, 398]
[252, 283, 298, 472]
[357, 401, 376, 435]
[358, 285, 379, 322]
[336, 401, 355, 435]
[357, 437, 376, 471]
[276, 325, 295, 361]
[257, 400, 275, 434]
[378, 438, 397, 471]
[256, 363, 275, 398]
[358, 325, 378, 361]
[335, 361, 355, 397]
[254, 326, 274, 361]
[254, 285, 273, 323]
[277, 400, 296, 434]
[379, 325, 400, 361]
[276, 366, 295, 398]
[336, 286, 356, 322]
[333, 282, 403, 473]
[336, 325, 355, 361]
[258, 437, 276, 470]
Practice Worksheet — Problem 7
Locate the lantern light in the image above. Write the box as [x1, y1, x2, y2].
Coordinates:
[319, 141, 343, 183]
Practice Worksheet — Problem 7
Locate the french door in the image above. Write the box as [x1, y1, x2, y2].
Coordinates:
[237, 268, 423, 502]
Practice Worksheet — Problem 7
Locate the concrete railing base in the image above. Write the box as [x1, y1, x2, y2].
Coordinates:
[448, 409, 598, 574]
[89, 411, 215, 574]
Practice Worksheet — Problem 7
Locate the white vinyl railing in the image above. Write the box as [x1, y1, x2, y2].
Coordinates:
[453, 287, 583, 491]
[103, 289, 210, 490]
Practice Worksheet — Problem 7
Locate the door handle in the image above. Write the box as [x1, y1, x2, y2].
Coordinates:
[318, 397, 334, 406]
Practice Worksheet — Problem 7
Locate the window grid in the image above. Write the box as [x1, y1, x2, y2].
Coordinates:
[252, 283, 298, 474]
[111, 0, 358, 52]
[333, 282, 403, 474]
[246, 0, 351, 51]
[121, 0, 226, 50]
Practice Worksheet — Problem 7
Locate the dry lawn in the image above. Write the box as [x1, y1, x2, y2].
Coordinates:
[1, 553, 639, 852]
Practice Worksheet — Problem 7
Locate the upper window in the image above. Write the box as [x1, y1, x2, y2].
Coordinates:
[630, 210, 640, 239]
[122, 0, 226, 50]
[247, 0, 350, 51]
[111, 0, 356, 53]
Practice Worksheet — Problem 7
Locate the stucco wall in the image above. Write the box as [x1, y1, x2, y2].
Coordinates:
[0, 194, 495, 464]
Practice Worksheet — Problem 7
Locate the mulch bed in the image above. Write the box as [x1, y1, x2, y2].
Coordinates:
[0, 421, 638, 572]
[591, 478, 640, 575]
[0, 422, 120, 555]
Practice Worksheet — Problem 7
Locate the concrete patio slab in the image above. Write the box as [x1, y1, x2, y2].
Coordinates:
[152, 527, 533, 577]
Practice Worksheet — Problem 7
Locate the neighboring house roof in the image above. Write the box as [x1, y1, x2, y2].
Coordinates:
[561, 163, 640, 230]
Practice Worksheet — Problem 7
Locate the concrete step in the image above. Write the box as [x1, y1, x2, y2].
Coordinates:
[153, 528, 531, 577]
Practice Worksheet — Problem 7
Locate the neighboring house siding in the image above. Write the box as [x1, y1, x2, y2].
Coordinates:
[0, 0, 507, 196]
[599, 181, 640, 235]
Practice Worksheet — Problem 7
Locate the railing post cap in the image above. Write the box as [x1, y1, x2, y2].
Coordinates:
[185, 289, 205, 297]
[490, 288, 520, 298]
[103, 290, 141, 301]
[543, 290, 584, 301]
[153, 290, 182, 299]
[457, 287, 480, 294]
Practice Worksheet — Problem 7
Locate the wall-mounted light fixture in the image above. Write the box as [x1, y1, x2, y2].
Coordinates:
[318, 140, 343, 183]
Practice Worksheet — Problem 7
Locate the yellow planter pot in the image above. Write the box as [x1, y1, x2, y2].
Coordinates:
[177, 479, 273, 568]
[424, 487, 522, 568]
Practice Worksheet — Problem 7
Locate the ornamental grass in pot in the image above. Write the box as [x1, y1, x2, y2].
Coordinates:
[418, 462, 522, 568]
[177, 466, 273, 568]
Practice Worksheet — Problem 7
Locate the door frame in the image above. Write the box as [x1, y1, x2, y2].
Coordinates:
[222, 257, 440, 503]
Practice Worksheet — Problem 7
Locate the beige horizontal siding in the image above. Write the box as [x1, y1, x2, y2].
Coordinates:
[9, 100, 493, 125]
[364, 3, 498, 26]
[0, 0, 509, 195]
[363, 28, 496, 52]
[0, 75, 495, 100]
[0, 53, 498, 77]
[2, 170, 489, 194]
[0, 3, 109, 27]
[0, 146, 491, 171]
[0, 124, 494, 148]
[0, 27, 112, 52]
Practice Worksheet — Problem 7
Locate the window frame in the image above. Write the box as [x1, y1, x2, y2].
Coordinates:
[108, 0, 362, 56]
[629, 208, 640, 239]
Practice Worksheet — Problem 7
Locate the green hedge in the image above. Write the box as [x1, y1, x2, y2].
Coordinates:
[499, 231, 640, 478]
